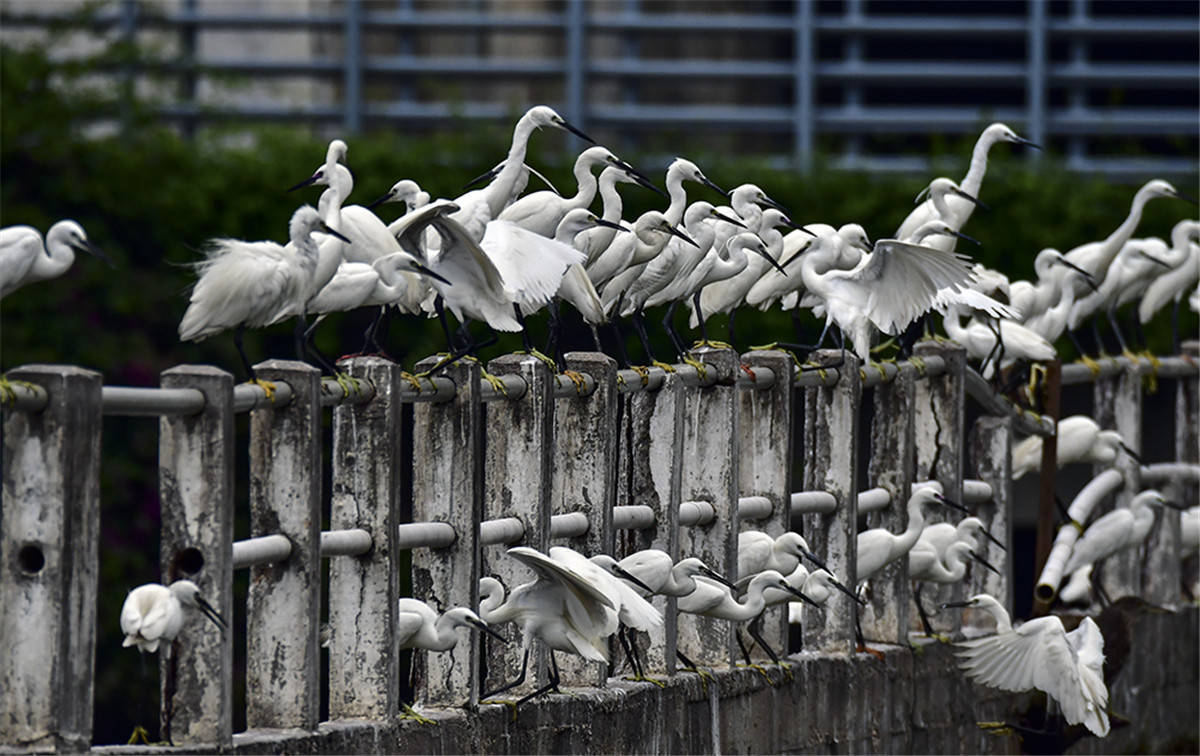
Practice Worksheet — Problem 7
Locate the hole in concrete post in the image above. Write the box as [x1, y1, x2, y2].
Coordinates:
[174, 547, 205, 576]
[17, 543, 45, 574]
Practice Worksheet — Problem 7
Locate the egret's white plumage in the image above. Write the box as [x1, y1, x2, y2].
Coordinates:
[0, 220, 109, 299]
[949, 593, 1109, 737]
[1138, 220, 1200, 325]
[396, 598, 499, 651]
[942, 306, 1056, 379]
[497, 146, 633, 237]
[737, 530, 825, 578]
[1011, 416, 1132, 479]
[677, 570, 798, 622]
[120, 580, 225, 656]
[858, 486, 959, 582]
[918, 516, 1005, 567]
[594, 551, 726, 598]
[1062, 489, 1170, 576]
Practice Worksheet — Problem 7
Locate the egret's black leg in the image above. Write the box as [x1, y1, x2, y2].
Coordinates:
[915, 583, 937, 636]
[1107, 305, 1130, 353]
[631, 310, 658, 363]
[1066, 329, 1090, 360]
[589, 323, 604, 353]
[791, 309, 806, 343]
[233, 326, 257, 382]
[727, 307, 738, 346]
[513, 303, 537, 353]
[514, 651, 562, 707]
[293, 315, 308, 362]
[1172, 296, 1182, 353]
[1091, 316, 1108, 355]
[748, 619, 784, 670]
[693, 289, 709, 344]
[660, 300, 687, 356]
[608, 321, 632, 368]
[1131, 313, 1147, 351]
[480, 648, 529, 701]
[360, 306, 390, 355]
[435, 296, 455, 351]
[736, 628, 754, 665]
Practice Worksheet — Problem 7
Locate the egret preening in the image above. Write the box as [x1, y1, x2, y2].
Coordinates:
[1011, 415, 1138, 479]
[120, 580, 226, 656]
[0, 219, 111, 299]
[178, 205, 351, 384]
[946, 594, 1110, 737]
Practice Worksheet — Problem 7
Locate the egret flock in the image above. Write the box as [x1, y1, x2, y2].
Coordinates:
[3, 104, 1197, 742]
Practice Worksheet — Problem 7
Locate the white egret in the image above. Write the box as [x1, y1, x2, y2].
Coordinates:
[591, 551, 730, 598]
[707, 183, 788, 258]
[737, 530, 830, 578]
[397, 598, 504, 651]
[908, 540, 999, 638]
[575, 165, 662, 265]
[941, 304, 1056, 379]
[1138, 220, 1200, 343]
[366, 179, 430, 218]
[918, 516, 1006, 565]
[476, 546, 617, 707]
[946, 594, 1109, 737]
[1016, 250, 1099, 342]
[1011, 415, 1137, 480]
[178, 205, 350, 383]
[787, 568, 861, 624]
[857, 485, 969, 586]
[0, 220, 111, 299]
[120, 580, 226, 656]
[895, 123, 1040, 245]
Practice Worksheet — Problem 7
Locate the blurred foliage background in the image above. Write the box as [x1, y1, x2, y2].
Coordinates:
[1, 16, 1196, 746]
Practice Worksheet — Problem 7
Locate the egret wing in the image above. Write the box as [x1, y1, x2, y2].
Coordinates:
[0, 226, 42, 296]
[507, 547, 615, 610]
[481, 220, 584, 307]
[1063, 509, 1132, 574]
[395, 612, 425, 647]
[1066, 617, 1110, 735]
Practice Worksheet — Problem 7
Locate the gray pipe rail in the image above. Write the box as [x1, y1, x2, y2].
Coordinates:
[321, 528, 373, 557]
[1060, 354, 1199, 385]
[791, 490, 838, 513]
[231, 527, 375, 568]
[737, 495, 774, 521]
[480, 517, 525, 546]
[397, 522, 456, 550]
[1139, 462, 1200, 485]
[679, 500, 716, 527]
[612, 504, 656, 530]
[857, 487, 892, 513]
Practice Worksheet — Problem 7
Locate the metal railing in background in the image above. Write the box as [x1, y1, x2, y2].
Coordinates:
[1, 0, 1195, 174]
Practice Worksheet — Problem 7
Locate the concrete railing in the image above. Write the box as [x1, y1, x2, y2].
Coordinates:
[1, 342, 1197, 752]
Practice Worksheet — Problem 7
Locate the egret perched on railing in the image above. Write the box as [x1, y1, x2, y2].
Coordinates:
[1012, 415, 1138, 479]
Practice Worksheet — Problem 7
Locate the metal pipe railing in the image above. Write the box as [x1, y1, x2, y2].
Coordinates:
[857, 487, 892, 513]
[479, 517, 525, 546]
[737, 495, 773, 521]
[612, 505, 656, 530]
[397, 522, 457, 550]
[1060, 355, 1199, 385]
[790, 491, 837, 513]
[679, 500, 716, 527]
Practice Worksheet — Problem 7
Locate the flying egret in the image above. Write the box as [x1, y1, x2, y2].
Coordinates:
[895, 123, 1040, 245]
[476, 546, 618, 708]
[908, 540, 1000, 638]
[1011, 415, 1137, 480]
[120, 579, 226, 655]
[178, 205, 350, 384]
[0, 220, 111, 299]
[945, 594, 1109, 737]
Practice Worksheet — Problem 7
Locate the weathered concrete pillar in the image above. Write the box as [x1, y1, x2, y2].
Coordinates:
[246, 360, 322, 730]
[618, 371, 684, 673]
[800, 350, 860, 652]
[158, 365, 234, 747]
[736, 350, 794, 657]
[1093, 361, 1143, 600]
[1, 366, 101, 752]
[967, 416, 1014, 620]
[913, 342, 966, 635]
[329, 357, 402, 720]
[483, 354, 554, 691]
[552, 353, 618, 686]
[677, 347, 740, 666]
[864, 364, 915, 644]
[411, 356, 483, 708]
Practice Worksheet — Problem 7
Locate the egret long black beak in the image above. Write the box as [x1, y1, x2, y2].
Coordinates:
[785, 584, 822, 608]
[979, 528, 1007, 551]
[364, 191, 393, 211]
[801, 548, 831, 574]
[1139, 250, 1173, 269]
[1173, 189, 1198, 205]
[612, 158, 656, 189]
[828, 576, 866, 606]
[777, 240, 813, 271]
[753, 244, 788, 276]
[940, 600, 974, 609]
[462, 166, 499, 191]
[592, 218, 628, 233]
[1053, 255, 1101, 292]
[669, 225, 700, 248]
[195, 594, 227, 631]
[469, 617, 507, 643]
[934, 493, 971, 514]
[318, 223, 353, 245]
[799, 226, 819, 237]
[611, 564, 655, 594]
[408, 259, 453, 286]
[631, 171, 669, 197]
[1118, 442, 1142, 464]
[554, 117, 595, 145]
[700, 176, 728, 197]
[951, 230, 981, 246]
[74, 239, 115, 267]
[699, 565, 736, 589]
[970, 551, 1002, 576]
[1014, 136, 1042, 150]
[950, 186, 990, 211]
[759, 195, 790, 214]
[712, 210, 747, 228]
[1161, 499, 1190, 511]
[288, 173, 321, 192]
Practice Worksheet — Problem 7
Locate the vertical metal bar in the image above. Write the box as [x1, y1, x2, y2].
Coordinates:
[864, 364, 915, 644]
[793, 0, 814, 172]
[967, 416, 1014, 621]
[618, 370, 685, 673]
[482, 355, 555, 691]
[622, 0, 641, 151]
[552, 353, 618, 686]
[158, 365, 234, 747]
[246, 360, 321, 730]
[1026, 0, 1047, 157]
[1161, 341, 1199, 604]
[179, 0, 198, 139]
[800, 350, 860, 652]
[343, 0, 362, 133]
[736, 350, 794, 657]
[912, 342, 966, 637]
[328, 357, 402, 719]
[118, 0, 138, 133]
[1092, 362, 1144, 601]
[843, 0, 864, 166]
[565, 0, 587, 147]
[676, 348, 741, 666]
[1067, 0, 1087, 169]
[1, 366, 102, 751]
[397, 0, 414, 103]
[410, 356, 483, 708]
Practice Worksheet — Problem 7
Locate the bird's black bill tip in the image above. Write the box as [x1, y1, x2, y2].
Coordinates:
[700, 565, 735, 589]
[970, 552, 1002, 576]
[472, 619, 507, 643]
[364, 193, 391, 211]
[953, 230, 982, 246]
[196, 595, 227, 630]
[558, 119, 595, 145]
[612, 564, 655, 594]
[287, 174, 320, 193]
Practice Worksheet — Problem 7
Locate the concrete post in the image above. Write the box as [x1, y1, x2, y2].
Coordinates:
[1093, 361, 1143, 600]
[800, 349, 860, 652]
[328, 357, 402, 719]
[677, 347, 740, 666]
[618, 372, 684, 672]
[1, 365, 101, 752]
[967, 416, 1014, 621]
[913, 342, 966, 635]
[1148, 342, 1198, 604]
[246, 360, 322, 730]
[864, 364, 915, 644]
[158, 365, 234, 747]
[552, 353, 618, 686]
[736, 350, 794, 656]
[411, 356, 483, 708]
[483, 354, 554, 691]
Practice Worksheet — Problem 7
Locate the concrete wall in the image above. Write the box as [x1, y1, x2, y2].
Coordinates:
[94, 606, 1198, 755]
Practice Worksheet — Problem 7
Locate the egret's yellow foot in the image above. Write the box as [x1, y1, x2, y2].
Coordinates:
[680, 355, 708, 380]
[679, 665, 712, 694]
[692, 338, 732, 350]
[775, 660, 794, 682]
[127, 725, 152, 745]
[623, 674, 667, 688]
[1122, 348, 1142, 364]
[1143, 351, 1162, 371]
[400, 371, 425, 392]
[909, 641, 927, 657]
[866, 360, 889, 380]
[1078, 354, 1102, 376]
[908, 355, 927, 375]
[561, 369, 588, 393]
[923, 632, 952, 644]
[748, 341, 778, 351]
[629, 365, 651, 385]
[650, 360, 677, 374]
[0, 376, 16, 405]
[976, 721, 1016, 737]
[333, 372, 362, 396]
[481, 699, 519, 722]
[521, 348, 559, 372]
[480, 369, 509, 396]
[247, 378, 277, 402]
[801, 361, 829, 383]
[401, 703, 437, 725]
[736, 662, 775, 685]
